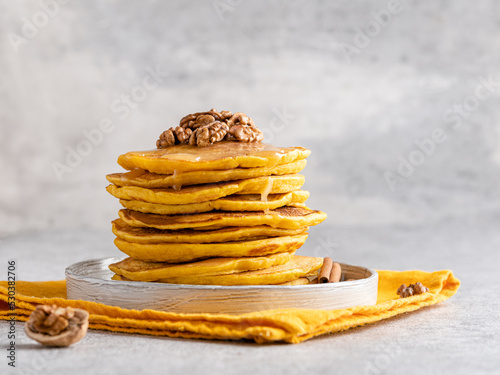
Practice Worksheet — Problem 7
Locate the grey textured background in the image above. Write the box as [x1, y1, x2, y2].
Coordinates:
[1, 0, 499, 374]
[1, 0, 499, 236]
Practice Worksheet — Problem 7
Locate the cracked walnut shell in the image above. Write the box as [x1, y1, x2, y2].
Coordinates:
[25, 305, 89, 347]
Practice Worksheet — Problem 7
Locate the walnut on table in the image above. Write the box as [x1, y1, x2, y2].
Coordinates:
[25, 304, 89, 347]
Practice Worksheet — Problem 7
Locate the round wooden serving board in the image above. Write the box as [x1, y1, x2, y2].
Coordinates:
[66, 258, 378, 314]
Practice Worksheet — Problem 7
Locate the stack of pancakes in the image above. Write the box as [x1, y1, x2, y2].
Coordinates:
[106, 142, 327, 285]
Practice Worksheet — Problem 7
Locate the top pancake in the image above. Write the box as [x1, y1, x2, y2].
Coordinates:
[117, 142, 311, 174]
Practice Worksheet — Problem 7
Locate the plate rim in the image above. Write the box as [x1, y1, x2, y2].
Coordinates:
[65, 257, 378, 291]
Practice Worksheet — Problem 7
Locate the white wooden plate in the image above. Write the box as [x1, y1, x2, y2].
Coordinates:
[66, 258, 378, 314]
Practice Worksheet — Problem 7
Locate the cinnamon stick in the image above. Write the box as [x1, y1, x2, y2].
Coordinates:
[319, 257, 333, 283]
[330, 262, 342, 283]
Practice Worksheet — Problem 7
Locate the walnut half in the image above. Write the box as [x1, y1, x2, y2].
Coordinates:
[25, 305, 89, 347]
[189, 122, 229, 147]
[229, 124, 263, 142]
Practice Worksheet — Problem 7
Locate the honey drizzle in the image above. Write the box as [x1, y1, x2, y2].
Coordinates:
[261, 177, 274, 202]
[172, 170, 182, 191]
[136, 142, 291, 163]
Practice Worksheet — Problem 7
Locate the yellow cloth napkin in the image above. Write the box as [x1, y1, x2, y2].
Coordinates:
[0, 270, 459, 344]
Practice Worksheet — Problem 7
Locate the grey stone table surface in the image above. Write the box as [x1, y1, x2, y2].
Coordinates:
[1, 221, 499, 375]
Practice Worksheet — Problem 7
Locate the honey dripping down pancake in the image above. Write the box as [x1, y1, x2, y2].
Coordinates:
[113, 234, 309, 263]
[106, 174, 305, 205]
[108, 251, 295, 282]
[118, 206, 327, 231]
[106, 159, 307, 188]
[117, 190, 309, 215]
[112, 219, 309, 244]
[117, 142, 311, 174]
[112, 256, 323, 286]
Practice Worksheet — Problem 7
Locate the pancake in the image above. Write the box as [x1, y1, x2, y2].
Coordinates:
[114, 233, 308, 263]
[118, 190, 309, 215]
[118, 206, 327, 231]
[117, 142, 311, 174]
[107, 159, 307, 188]
[278, 277, 311, 286]
[112, 274, 130, 281]
[111, 274, 312, 286]
[112, 219, 308, 244]
[108, 251, 295, 282]
[112, 256, 322, 285]
[106, 174, 305, 205]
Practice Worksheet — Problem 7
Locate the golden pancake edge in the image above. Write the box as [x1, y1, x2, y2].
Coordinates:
[109, 251, 295, 282]
[117, 190, 309, 215]
[107, 159, 307, 188]
[112, 255, 322, 285]
[112, 219, 309, 244]
[114, 233, 308, 263]
[118, 206, 327, 231]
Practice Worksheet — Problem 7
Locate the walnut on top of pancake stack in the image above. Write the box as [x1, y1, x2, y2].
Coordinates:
[106, 110, 327, 285]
